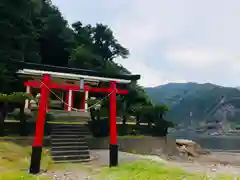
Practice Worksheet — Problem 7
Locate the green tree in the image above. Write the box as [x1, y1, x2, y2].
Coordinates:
[38, 0, 75, 66]
[0, 0, 41, 93]
[69, 46, 102, 70]
[147, 105, 173, 136]
[0, 0, 42, 135]
[92, 24, 129, 61]
[70, 22, 130, 73]
[0, 0, 152, 137]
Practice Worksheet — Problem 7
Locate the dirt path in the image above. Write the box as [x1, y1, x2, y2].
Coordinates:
[42, 150, 148, 180]
[42, 150, 240, 179]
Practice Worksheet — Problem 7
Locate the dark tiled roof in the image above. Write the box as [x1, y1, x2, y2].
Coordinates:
[14, 61, 141, 81]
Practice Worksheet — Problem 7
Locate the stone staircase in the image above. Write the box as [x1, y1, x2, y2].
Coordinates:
[51, 124, 91, 163]
[49, 110, 91, 163]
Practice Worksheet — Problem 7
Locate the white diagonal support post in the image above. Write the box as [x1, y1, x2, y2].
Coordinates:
[25, 86, 31, 109]
[85, 91, 88, 112]
[68, 90, 73, 111]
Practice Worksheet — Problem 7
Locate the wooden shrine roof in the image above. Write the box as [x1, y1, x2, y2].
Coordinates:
[14, 61, 140, 82]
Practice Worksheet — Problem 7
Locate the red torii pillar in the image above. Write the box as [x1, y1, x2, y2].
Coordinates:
[28, 76, 124, 174]
[29, 74, 50, 174]
[109, 81, 118, 166]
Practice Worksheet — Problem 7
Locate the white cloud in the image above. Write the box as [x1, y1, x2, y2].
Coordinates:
[52, 0, 240, 87]
[165, 49, 229, 68]
[117, 57, 186, 87]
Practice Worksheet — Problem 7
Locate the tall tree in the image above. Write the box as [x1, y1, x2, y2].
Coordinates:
[0, 0, 41, 93]
[70, 22, 130, 73]
[0, 0, 151, 126]
[38, 0, 75, 66]
[92, 24, 129, 61]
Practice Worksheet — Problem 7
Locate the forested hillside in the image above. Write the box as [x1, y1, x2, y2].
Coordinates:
[145, 83, 240, 125]
[0, 0, 151, 110]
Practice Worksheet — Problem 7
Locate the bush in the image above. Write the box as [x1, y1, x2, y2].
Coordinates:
[0, 92, 33, 102]
[151, 119, 173, 137]
[118, 125, 140, 136]
[45, 112, 54, 122]
[88, 118, 109, 137]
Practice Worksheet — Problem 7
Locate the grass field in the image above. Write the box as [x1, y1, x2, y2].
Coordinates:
[0, 141, 51, 180]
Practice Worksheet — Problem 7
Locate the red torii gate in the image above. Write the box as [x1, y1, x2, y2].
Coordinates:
[28, 74, 128, 174]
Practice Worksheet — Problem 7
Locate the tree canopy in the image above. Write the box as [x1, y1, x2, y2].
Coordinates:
[0, 0, 150, 108]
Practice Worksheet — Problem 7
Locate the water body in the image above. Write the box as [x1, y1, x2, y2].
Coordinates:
[169, 132, 240, 152]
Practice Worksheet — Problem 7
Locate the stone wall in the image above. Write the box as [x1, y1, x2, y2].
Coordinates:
[86, 136, 178, 156]
[1, 135, 178, 157]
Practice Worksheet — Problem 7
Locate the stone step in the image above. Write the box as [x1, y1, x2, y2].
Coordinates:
[51, 138, 86, 143]
[53, 159, 91, 163]
[51, 118, 89, 122]
[52, 154, 90, 162]
[50, 115, 90, 119]
[52, 150, 89, 156]
[51, 124, 88, 128]
[51, 131, 90, 135]
[51, 134, 86, 138]
[52, 145, 89, 151]
[52, 128, 89, 132]
[51, 132, 90, 136]
[52, 141, 87, 146]
[52, 131, 89, 135]
[52, 127, 87, 130]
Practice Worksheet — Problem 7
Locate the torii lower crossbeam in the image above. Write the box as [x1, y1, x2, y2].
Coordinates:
[24, 81, 128, 94]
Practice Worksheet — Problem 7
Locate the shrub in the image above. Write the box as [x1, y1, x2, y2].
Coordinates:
[88, 118, 109, 137]
[152, 119, 173, 137]
[0, 92, 33, 102]
[45, 112, 54, 122]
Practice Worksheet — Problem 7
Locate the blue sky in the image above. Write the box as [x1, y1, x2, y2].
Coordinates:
[52, 0, 240, 87]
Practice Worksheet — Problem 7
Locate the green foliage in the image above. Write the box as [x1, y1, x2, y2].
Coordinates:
[70, 21, 130, 74]
[88, 118, 109, 137]
[0, 0, 149, 113]
[0, 92, 33, 102]
[45, 112, 54, 122]
[140, 105, 172, 136]
[0, 0, 41, 93]
[140, 105, 168, 122]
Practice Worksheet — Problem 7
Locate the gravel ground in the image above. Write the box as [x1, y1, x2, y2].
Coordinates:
[89, 150, 167, 167]
[42, 150, 240, 179]
[43, 171, 94, 180]
[42, 150, 147, 180]
[170, 161, 240, 177]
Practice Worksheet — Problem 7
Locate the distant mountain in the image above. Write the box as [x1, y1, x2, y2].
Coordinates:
[145, 82, 240, 126]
